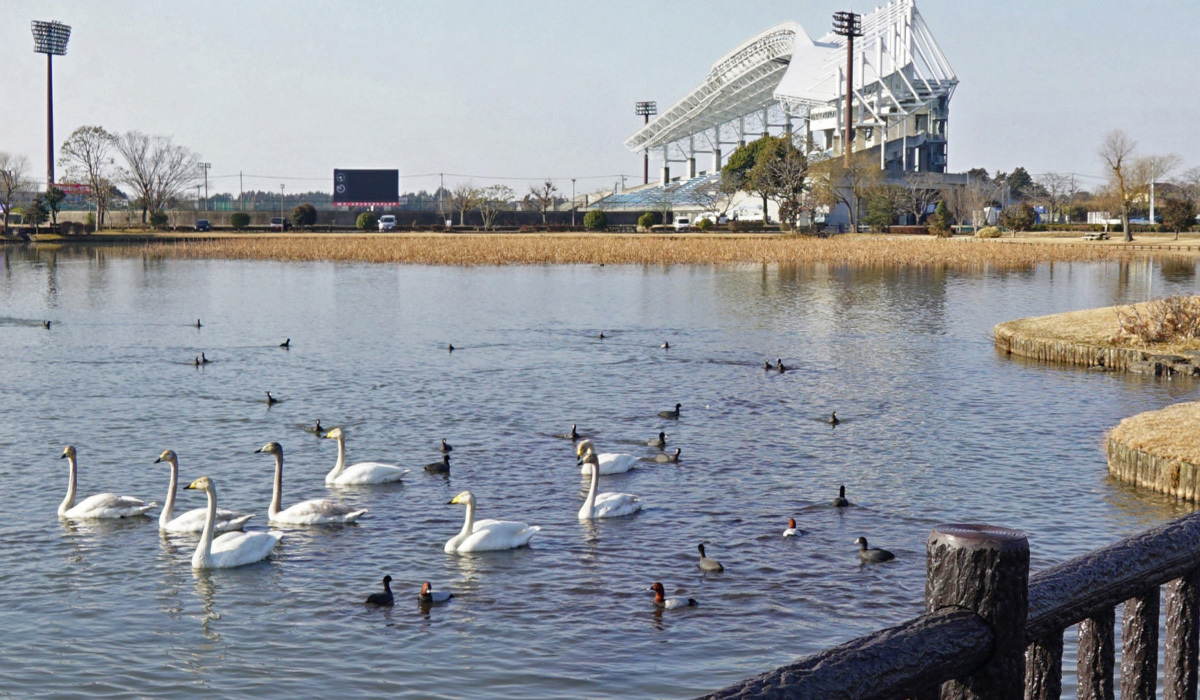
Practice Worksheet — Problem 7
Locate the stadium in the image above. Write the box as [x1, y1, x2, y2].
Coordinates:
[598, 0, 965, 227]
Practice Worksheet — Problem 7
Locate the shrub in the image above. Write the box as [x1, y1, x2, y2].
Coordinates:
[1162, 198, 1196, 238]
[290, 203, 317, 230]
[729, 219, 764, 233]
[583, 210, 607, 231]
[889, 225, 929, 235]
[999, 202, 1036, 232]
[85, 212, 95, 231]
[149, 211, 169, 230]
[976, 226, 1002, 238]
[230, 212, 250, 230]
[1029, 223, 1048, 232]
[430, 223, 446, 232]
[356, 212, 378, 231]
[637, 212, 657, 230]
[928, 201, 951, 237]
[517, 225, 536, 233]
[1115, 295, 1200, 345]
[695, 218, 713, 231]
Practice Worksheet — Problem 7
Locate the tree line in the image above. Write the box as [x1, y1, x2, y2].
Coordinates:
[0, 126, 203, 233]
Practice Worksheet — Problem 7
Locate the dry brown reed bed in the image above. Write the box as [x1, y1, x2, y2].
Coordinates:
[1109, 401, 1200, 463]
[124, 234, 1187, 269]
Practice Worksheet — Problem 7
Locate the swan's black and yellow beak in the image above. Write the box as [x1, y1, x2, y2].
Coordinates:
[154, 457, 162, 463]
[576, 458, 584, 466]
[445, 499, 455, 505]
[59, 453, 67, 459]
[254, 447, 265, 453]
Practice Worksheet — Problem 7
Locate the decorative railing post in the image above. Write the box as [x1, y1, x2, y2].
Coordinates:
[1165, 569, 1200, 700]
[1077, 608, 1115, 700]
[926, 524, 1030, 700]
[1120, 587, 1160, 700]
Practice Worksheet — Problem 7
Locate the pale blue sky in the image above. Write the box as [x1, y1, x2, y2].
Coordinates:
[5, 1, 1199, 195]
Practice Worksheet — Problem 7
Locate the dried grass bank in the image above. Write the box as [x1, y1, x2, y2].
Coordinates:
[995, 299, 1200, 371]
[1107, 402, 1200, 500]
[123, 234, 1182, 268]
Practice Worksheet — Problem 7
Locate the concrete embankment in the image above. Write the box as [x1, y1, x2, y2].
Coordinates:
[994, 304, 1200, 376]
[1107, 402, 1200, 500]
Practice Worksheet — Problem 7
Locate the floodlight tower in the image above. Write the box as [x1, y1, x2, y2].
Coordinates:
[199, 162, 212, 210]
[832, 11, 861, 165]
[635, 101, 657, 184]
[31, 20, 72, 188]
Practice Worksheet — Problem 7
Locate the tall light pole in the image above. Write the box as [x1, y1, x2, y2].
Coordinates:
[198, 162, 211, 210]
[832, 11, 861, 166]
[280, 184, 285, 223]
[31, 20, 71, 188]
[571, 178, 576, 227]
[635, 101, 657, 184]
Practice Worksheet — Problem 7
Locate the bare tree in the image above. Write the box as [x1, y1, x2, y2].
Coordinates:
[0, 152, 31, 233]
[59, 125, 118, 232]
[765, 146, 811, 231]
[527, 179, 558, 225]
[1035, 172, 1075, 225]
[961, 174, 991, 230]
[1177, 166, 1200, 212]
[939, 183, 967, 230]
[477, 184, 514, 231]
[896, 172, 942, 226]
[811, 152, 879, 231]
[688, 175, 736, 221]
[116, 131, 199, 224]
[1098, 129, 1138, 241]
[450, 183, 480, 227]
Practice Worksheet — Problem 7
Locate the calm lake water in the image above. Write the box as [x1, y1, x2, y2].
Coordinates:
[0, 246, 1198, 699]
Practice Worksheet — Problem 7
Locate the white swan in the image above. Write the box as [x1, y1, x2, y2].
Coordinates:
[255, 442, 368, 525]
[185, 476, 282, 569]
[575, 439, 636, 475]
[155, 450, 254, 533]
[444, 490, 539, 553]
[58, 445, 155, 519]
[577, 444, 641, 520]
[323, 428, 408, 485]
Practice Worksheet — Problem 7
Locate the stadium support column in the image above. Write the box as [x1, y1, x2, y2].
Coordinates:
[712, 148, 722, 173]
[687, 158, 696, 179]
[661, 146, 670, 186]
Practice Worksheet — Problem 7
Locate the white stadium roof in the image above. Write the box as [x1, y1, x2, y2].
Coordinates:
[625, 0, 956, 164]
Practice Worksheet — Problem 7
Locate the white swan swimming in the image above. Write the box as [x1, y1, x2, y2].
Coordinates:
[255, 442, 368, 525]
[575, 439, 636, 475]
[322, 428, 408, 485]
[185, 476, 282, 569]
[58, 446, 156, 519]
[155, 450, 254, 533]
[577, 444, 641, 520]
[444, 490, 539, 553]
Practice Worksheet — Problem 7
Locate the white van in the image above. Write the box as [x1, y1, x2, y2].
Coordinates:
[673, 216, 691, 231]
[378, 214, 397, 231]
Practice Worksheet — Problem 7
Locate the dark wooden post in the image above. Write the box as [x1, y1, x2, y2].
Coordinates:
[1165, 570, 1200, 700]
[1023, 632, 1063, 700]
[1120, 587, 1160, 700]
[1077, 607, 1115, 700]
[926, 524, 1029, 700]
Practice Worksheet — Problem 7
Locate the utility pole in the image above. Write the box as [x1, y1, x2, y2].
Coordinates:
[239, 171, 243, 212]
[199, 162, 211, 210]
[635, 101, 657, 185]
[832, 11, 862, 166]
[280, 184, 285, 223]
[571, 178, 576, 227]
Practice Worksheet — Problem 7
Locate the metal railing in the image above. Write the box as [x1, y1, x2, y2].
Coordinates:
[699, 514, 1200, 699]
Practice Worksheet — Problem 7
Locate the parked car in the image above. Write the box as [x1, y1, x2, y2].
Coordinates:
[378, 214, 397, 232]
[673, 216, 691, 231]
[268, 217, 292, 232]
[194, 219, 211, 232]
[696, 212, 729, 226]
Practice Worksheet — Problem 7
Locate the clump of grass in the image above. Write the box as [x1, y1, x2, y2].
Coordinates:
[1114, 295, 1200, 345]
[123, 233, 1190, 269]
[1109, 401, 1200, 464]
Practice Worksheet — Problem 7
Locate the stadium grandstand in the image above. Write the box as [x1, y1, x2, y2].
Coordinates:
[599, 0, 962, 225]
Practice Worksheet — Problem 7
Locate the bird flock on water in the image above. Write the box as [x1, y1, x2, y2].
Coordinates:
[50, 322, 891, 610]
